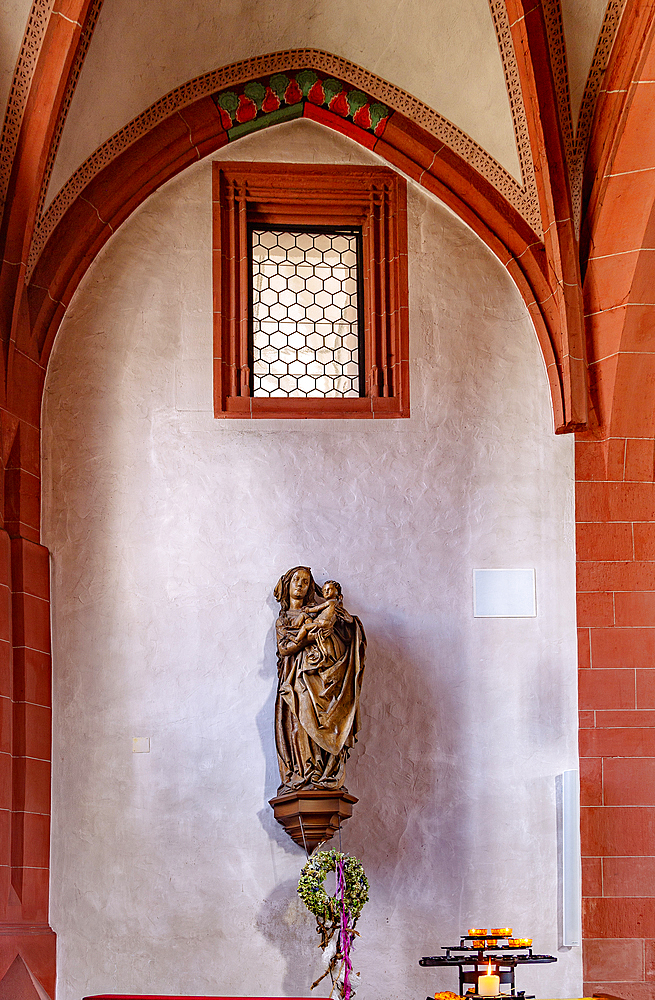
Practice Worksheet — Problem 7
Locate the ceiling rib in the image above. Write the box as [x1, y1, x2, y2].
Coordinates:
[488, 0, 540, 231]
[0, 0, 55, 222]
[36, 0, 104, 222]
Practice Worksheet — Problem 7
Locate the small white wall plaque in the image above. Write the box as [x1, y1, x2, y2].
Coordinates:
[473, 568, 536, 618]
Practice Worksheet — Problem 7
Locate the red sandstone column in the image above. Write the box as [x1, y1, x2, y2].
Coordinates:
[0, 420, 55, 996]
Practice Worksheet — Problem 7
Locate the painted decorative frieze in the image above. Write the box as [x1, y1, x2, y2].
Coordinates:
[211, 69, 391, 140]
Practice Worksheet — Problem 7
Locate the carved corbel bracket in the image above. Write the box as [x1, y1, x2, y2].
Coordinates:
[269, 788, 358, 853]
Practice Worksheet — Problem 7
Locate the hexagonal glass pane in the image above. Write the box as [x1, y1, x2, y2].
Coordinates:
[323, 304, 342, 323]
[269, 302, 287, 322]
[295, 232, 314, 252]
[288, 331, 306, 351]
[259, 373, 279, 393]
[270, 331, 287, 350]
[277, 231, 297, 251]
[306, 332, 323, 351]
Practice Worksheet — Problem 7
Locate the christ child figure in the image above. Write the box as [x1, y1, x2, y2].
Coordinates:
[296, 580, 353, 660]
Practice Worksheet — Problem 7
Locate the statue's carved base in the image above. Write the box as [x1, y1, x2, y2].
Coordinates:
[269, 788, 358, 852]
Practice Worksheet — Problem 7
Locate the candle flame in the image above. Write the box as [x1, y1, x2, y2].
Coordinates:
[487, 962, 492, 976]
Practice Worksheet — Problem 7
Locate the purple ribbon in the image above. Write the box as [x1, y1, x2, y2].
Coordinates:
[337, 858, 353, 1000]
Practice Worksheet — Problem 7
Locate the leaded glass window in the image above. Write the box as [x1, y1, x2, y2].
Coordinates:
[250, 227, 363, 398]
[213, 162, 409, 419]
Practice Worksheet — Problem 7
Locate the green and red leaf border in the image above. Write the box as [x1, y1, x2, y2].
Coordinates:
[212, 69, 391, 141]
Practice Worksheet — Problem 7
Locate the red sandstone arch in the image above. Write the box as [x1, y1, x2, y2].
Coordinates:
[25, 62, 575, 435]
[0, 0, 97, 398]
[504, 0, 587, 431]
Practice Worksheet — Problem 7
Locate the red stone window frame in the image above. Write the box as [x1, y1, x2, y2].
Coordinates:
[212, 162, 409, 418]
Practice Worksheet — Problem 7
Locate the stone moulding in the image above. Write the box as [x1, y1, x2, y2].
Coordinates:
[571, 0, 626, 227]
[26, 33, 589, 433]
[0, 0, 104, 227]
[25, 73, 574, 432]
[35, 0, 104, 223]
[269, 788, 358, 852]
[28, 47, 540, 277]
[0, 0, 55, 217]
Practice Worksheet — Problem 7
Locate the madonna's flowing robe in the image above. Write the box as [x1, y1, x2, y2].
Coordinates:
[275, 605, 366, 791]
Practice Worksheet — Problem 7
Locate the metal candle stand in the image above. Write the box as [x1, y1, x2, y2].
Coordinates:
[419, 935, 557, 998]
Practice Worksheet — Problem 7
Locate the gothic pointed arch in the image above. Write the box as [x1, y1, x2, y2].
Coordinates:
[27, 52, 581, 433]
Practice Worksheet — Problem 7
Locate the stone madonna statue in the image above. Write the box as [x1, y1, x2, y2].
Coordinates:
[273, 566, 366, 792]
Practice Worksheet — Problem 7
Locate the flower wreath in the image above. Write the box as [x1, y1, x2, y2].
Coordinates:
[298, 850, 369, 1000]
[298, 850, 369, 923]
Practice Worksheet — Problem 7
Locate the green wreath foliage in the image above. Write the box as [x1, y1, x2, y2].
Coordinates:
[297, 850, 369, 924]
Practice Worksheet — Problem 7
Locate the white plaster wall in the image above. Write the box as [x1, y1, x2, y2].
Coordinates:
[45, 0, 521, 207]
[42, 120, 581, 1000]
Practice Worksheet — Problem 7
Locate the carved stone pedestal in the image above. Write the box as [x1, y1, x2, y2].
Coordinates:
[269, 788, 358, 852]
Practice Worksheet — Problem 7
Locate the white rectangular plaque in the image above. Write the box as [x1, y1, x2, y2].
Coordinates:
[473, 568, 536, 618]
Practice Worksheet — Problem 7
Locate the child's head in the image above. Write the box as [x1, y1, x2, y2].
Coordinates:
[322, 580, 342, 600]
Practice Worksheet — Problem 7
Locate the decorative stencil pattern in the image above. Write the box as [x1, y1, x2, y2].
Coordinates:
[542, 0, 575, 168]
[28, 48, 540, 277]
[0, 0, 55, 222]
[488, 0, 541, 233]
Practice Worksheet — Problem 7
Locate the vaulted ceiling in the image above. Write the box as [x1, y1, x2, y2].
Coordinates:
[0, 0, 615, 199]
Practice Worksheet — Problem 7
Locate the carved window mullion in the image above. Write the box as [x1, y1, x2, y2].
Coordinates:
[237, 192, 250, 397]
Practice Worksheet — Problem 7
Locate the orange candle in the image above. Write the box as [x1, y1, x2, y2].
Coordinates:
[468, 928, 487, 936]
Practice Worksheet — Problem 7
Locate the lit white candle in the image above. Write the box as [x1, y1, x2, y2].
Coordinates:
[478, 963, 500, 997]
